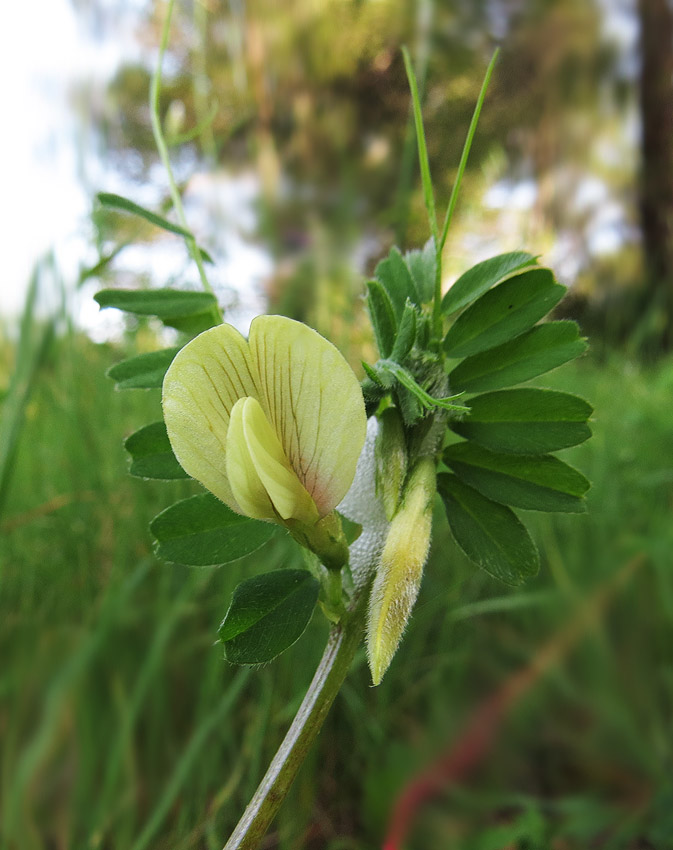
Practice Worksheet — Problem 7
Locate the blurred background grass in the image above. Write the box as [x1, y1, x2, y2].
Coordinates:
[1, 0, 673, 848]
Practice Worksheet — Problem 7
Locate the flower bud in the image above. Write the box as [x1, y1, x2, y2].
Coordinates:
[375, 407, 408, 521]
[367, 457, 436, 685]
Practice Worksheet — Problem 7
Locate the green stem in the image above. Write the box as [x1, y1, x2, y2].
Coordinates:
[222, 593, 367, 850]
[438, 48, 499, 253]
[150, 0, 223, 321]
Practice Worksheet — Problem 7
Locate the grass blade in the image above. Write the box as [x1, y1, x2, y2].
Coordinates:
[439, 48, 499, 252]
[402, 45, 437, 244]
[129, 669, 250, 850]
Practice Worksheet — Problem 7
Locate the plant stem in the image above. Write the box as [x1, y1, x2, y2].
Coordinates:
[222, 593, 367, 850]
[150, 0, 222, 320]
[438, 48, 499, 253]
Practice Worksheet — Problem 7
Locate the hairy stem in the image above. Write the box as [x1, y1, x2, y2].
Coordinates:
[222, 593, 367, 850]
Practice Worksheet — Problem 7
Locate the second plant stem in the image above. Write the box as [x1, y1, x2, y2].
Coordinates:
[222, 592, 367, 850]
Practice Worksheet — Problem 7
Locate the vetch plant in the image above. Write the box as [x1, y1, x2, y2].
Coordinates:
[94, 10, 592, 847]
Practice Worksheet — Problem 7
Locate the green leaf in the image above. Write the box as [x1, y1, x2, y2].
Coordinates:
[444, 442, 590, 512]
[448, 321, 587, 394]
[218, 569, 320, 664]
[438, 473, 539, 585]
[95, 288, 217, 320]
[375, 247, 420, 318]
[96, 192, 194, 239]
[444, 268, 565, 358]
[151, 493, 276, 566]
[163, 310, 218, 335]
[366, 281, 397, 358]
[404, 237, 436, 303]
[107, 347, 181, 389]
[124, 421, 189, 479]
[451, 388, 592, 455]
[441, 251, 537, 316]
[391, 301, 417, 361]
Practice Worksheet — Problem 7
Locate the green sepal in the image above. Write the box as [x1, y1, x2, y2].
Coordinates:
[448, 321, 587, 394]
[441, 251, 537, 316]
[107, 347, 181, 389]
[438, 473, 539, 585]
[366, 280, 397, 358]
[124, 421, 188, 479]
[391, 301, 418, 362]
[444, 442, 590, 512]
[378, 360, 469, 414]
[404, 237, 436, 303]
[375, 407, 408, 520]
[443, 268, 565, 358]
[218, 569, 320, 664]
[375, 246, 420, 317]
[450, 388, 592, 455]
[150, 493, 277, 566]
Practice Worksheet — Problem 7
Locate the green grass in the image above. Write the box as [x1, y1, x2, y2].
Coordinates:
[1, 332, 672, 849]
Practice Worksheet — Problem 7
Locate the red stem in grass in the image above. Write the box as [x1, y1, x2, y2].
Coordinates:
[383, 556, 643, 850]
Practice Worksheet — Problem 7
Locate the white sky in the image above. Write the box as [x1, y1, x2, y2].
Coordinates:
[0, 1, 639, 329]
[1, 0, 116, 316]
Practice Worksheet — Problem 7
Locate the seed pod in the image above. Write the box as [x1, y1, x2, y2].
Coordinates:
[367, 456, 436, 685]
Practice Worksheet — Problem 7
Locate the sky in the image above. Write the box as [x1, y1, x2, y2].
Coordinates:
[1, 0, 121, 317]
[0, 0, 640, 333]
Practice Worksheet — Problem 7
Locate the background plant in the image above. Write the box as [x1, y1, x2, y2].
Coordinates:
[86, 17, 597, 845]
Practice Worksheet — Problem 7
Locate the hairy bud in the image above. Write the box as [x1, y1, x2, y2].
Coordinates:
[367, 456, 436, 685]
[375, 407, 408, 521]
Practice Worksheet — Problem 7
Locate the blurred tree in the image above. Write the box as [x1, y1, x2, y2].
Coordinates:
[87, 0, 673, 354]
[637, 0, 673, 352]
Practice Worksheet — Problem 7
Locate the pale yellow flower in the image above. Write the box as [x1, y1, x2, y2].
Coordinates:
[162, 316, 366, 563]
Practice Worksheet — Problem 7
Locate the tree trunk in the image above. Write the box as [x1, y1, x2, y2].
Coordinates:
[638, 0, 673, 351]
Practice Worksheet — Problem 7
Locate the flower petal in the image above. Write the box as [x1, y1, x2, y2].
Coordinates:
[249, 315, 366, 516]
[237, 397, 319, 524]
[225, 398, 277, 520]
[162, 323, 260, 511]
